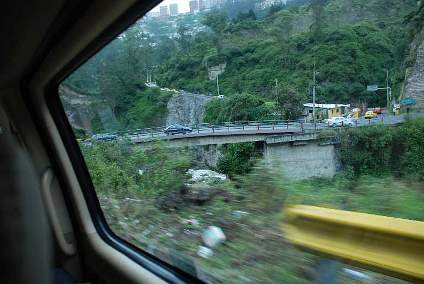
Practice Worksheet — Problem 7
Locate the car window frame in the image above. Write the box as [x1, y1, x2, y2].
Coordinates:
[43, 1, 205, 283]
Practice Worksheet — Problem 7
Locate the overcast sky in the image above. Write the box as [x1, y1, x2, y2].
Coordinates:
[151, 0, 191, 13]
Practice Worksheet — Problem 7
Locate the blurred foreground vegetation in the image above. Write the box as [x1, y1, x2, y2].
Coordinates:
[79, 118, 424, 283]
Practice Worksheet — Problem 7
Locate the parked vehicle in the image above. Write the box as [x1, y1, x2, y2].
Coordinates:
[164, 124, 193, 135]
[364, 111, 378, 119]
[328, 116, 354, 127]
[349, 108, 361, 119]
[373, 107, 383, 114]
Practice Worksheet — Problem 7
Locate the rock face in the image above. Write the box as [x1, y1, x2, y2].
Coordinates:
[404, 28, 424, 106]
[59, 85, 116, 133]
[191, 145, 223, 169]
[166, 91, 213, 127]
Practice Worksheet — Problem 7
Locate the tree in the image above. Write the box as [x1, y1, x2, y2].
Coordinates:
[177, 25, 192, 52]
[235, 9, 257, 22]
[267, 4, 284, 17]
[202, 10, 229, 35]
[274, 86, 305, 120]
[204, 93, 271, 123]
[217, 143, 256, 177]
[309, 0, 328, 41]
[96, 25, 156, 117]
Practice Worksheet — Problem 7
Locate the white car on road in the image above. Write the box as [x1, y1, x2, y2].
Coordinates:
[327, 116, 354, 127]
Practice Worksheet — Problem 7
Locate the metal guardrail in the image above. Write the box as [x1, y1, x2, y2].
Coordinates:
[91, 112, 424, 141]
[283, 205, 424, 282]
[104, 120, 304, 139]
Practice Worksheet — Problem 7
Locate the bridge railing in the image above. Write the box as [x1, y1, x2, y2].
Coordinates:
[193, 120, 305, 134]
[93, 119, 313, 140]
[91, 120, 348, 140]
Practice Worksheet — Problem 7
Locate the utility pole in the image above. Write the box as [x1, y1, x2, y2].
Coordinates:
[313, 62, 317, 124]
[367, 70, 392, 113]
[216, 73, 220, 96]
[386, 70, 389, 111]
[275, 79, 282, 120]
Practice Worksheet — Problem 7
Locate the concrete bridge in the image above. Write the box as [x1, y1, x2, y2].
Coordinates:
[127, 121, 326, 148]
[133, 128, 304, 148]
[108, 115, 424, 180]
[116, 112, 424, 148]
[131, 129, 340, 180]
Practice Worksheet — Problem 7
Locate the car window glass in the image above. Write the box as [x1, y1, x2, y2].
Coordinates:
[59, 0, 424, 282]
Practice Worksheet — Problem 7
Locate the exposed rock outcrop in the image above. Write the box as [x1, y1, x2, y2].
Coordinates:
[59, 85, 116, 132]
[166, 91, 213, 127]
[191, 145, 223, 169]
[404, 28, 424, 106]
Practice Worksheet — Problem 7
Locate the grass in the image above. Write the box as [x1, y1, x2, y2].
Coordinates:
[98, 166, 424, 283]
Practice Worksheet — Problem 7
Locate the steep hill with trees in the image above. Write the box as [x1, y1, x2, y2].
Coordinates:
[64, 0, 421, 131]
[157, 0, 418, 119]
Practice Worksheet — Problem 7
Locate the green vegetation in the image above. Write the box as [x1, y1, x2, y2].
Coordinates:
[340, 117, 424, 179]
[82, 138, 424, 283]
[217, 142, 257, 177]
[80, 140, 191, 196]
[158, 0, 417, 114]
[63, 0, 421, 129]
[66, 0, 424, 282]
[405, 0, 424, 36]
[204, 93, 271, 123]
[65, 23, 177, 130]
[125, 88, 173, 129]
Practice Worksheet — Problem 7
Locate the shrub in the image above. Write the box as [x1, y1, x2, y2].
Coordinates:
[340, 125, 396, 176]
[217, 142, 257, 177]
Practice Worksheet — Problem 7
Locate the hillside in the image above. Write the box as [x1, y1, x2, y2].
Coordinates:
[403, 1, 424, 105]
[63, 0, 422, 131]
[157, 0, 417, 108]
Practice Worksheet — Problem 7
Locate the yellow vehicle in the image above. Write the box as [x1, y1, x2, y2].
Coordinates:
[364, 110, 377, 119]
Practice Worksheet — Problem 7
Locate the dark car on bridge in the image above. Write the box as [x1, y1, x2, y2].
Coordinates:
[164, 124, 193, 135]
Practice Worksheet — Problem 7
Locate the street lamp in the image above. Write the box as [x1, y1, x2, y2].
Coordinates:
[216, 73, 220, 96]
[366, 70, 392, 112]
[312, 63, 319, 124]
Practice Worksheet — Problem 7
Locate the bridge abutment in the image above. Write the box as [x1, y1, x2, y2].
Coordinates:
[264, 134, 340, 180]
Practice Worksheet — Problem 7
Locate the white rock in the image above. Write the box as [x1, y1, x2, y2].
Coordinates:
[202, 226, 226, 248]
[188, 169, 226, 183]
[232, 210, 249, 219]
[197, 246, 214, 259]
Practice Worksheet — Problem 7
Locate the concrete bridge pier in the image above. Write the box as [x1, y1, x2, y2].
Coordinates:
[263, 134, 340, 180]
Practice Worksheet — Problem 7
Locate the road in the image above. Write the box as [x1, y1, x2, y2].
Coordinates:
[95, 112, 424, 143]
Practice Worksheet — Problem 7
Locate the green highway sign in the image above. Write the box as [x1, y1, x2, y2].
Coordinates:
[400, 98, 417, 105]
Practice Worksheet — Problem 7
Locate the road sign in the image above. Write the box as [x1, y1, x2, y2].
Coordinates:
[367, 85, 379, 92]
[400, 98, 417, 106]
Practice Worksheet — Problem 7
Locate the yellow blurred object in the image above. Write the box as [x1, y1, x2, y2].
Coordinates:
[350, 108, 361, 119]
[364, 111, 377, 119]
[283, 205, 424, 282]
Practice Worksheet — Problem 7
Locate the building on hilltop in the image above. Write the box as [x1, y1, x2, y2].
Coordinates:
[199, 0, 206, 10]
[159, 5, 169, 17]
[206, 0, 226, 9]
[256, 0, 286, 9]
[189, 0, 199, 14]
[169, 3, 179, 16]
